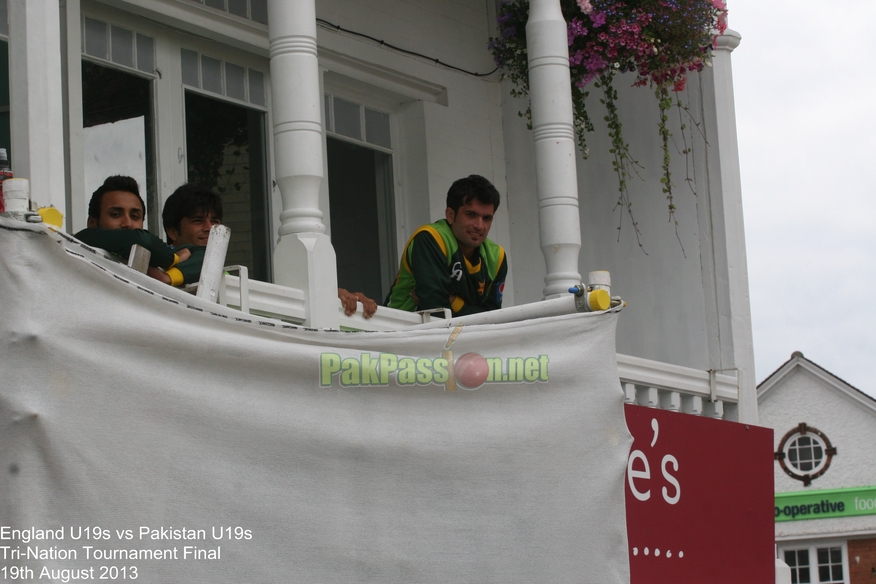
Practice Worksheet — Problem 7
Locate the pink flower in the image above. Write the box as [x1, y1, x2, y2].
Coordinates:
[577, 0, 594, 14]
[717, 10, 728, 33]
[710, 0, 727, 9]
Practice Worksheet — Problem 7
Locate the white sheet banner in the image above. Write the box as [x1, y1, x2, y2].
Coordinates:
[0, 219, 631, 583]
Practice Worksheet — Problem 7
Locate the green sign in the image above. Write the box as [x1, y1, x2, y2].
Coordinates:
[775, 486, 876, 522]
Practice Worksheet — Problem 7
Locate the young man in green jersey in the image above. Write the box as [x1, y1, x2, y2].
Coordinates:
[146, 183, 222, 288]
[153, 183, 377, 318]
[386, 175, 508, 316]
[74, 175, 191, 273]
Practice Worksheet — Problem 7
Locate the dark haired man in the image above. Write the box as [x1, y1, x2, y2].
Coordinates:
[386, 174, 507, 316]
[74, 175, 190, 272]
[152, 183, 377, 317]
[146, 183, 223, 287]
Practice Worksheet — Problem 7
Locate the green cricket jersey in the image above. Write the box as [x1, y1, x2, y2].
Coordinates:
[386, 219, 507, 316]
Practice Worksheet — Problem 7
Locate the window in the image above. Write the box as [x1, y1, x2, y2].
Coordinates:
[817, 547, 844, 583]
[184, 91, 271, 281]
[187, 0, 268, 24]
[775, 423, 837, 486]
[80, 15, 158, 229]
[81, 62, 155, 230]
[785, 549, 811, 584]
[181, 49, 265, 107]
[82, 18, 154, 74]
[781, 543, 848, 584]
[324, 94, 397, 302]
[0, 0, 7, 36]
[788, 435, 825, 473]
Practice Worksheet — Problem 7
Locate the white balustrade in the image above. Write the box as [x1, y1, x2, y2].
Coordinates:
[619, 354, 738, 421]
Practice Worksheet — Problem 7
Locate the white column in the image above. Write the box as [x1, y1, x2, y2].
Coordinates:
[525, 0, 582, 298]
[61, 0, 87, 234]
[8, 0, 67, 222]
[704, 29, 757, 424]
[267, 0, 339, 328]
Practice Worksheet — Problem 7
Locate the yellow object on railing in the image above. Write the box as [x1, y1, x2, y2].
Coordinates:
[38, 206, 64, 228]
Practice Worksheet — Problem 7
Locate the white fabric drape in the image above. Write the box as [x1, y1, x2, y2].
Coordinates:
[0, 218, 631, 583]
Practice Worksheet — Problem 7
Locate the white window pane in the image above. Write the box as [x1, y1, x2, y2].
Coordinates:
[225, 63, 246, 101]
[324, 95, 332, 132]
[228, 0, 247, 17]
[111, 25, 134, 68]
[251, 0, 268, 24]
[181, 49, 200, 87]
[248, 69, 265, 106]
[0, 0, 8, 36]
[365, 108, 391, 149]
[201, 55, 223, 94]
[136, 34, 154, 73]
[333, 97, 360, 141]
[84, 18, 108, 60]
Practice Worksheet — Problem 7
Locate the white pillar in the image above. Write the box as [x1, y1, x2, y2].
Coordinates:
[525, 0, 582, 298]
[267, 0, 339, 328]
[8, 0, 67, 222]
[702, 29, 757, 424]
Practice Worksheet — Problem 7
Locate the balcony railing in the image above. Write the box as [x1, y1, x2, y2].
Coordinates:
[619, 354, 739, 421]
[221, 273, 740, 422]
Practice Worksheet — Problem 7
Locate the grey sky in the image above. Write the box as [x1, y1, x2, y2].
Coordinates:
[730, 0, 876, 394]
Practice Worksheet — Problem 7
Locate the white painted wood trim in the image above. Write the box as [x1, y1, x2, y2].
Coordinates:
[8, 0, 67, 219]
[618, 353, 739, 403]
[525, 0, 582, 298]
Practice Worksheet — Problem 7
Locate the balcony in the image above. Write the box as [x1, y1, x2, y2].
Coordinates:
[220, 273, 740, 422]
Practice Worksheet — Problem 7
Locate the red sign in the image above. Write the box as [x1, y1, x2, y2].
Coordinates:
[624, 404, 774, 583]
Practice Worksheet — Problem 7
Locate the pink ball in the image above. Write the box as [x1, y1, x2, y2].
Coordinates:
[454, 352, 489, 389]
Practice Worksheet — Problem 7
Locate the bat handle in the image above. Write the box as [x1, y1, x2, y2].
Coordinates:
[443, 350, 456, 392]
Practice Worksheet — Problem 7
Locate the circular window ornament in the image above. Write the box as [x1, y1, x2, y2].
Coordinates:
[775, 423, 837, 486]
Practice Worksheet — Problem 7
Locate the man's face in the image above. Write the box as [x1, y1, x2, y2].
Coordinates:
[166, 211, 221, 246]
[445, 200, 495, 258]
[88, 191, 144, 230]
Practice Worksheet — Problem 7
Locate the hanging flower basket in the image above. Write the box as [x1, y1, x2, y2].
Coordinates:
[489, 0, 728, 245]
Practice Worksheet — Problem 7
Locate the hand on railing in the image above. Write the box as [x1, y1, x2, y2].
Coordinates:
[338, 288, 377, 318]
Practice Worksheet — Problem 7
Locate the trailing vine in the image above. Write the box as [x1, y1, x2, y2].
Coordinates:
[489, 0, 728, 247]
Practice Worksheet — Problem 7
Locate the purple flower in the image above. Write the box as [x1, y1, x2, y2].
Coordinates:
[568, 19, 589, 45]
[590, 11, 607, 27]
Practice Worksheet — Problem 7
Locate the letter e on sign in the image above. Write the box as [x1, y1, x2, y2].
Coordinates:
[628, 450, 651, 501]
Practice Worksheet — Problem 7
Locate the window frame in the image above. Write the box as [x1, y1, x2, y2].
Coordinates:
[775, 423, 837, 486]
[778, 541, 849, 584]
[321, 81, 404, 299]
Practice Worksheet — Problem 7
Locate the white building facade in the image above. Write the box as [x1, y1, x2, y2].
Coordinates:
[2, 0, 755, 421]
[759, 352, 876, 584]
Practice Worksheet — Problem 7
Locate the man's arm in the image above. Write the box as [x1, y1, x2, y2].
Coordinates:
[448, 254, 508, 316]
[147, 245, 205, 287]
[407, 231, 454, 311]
[74, 228, 182, 270]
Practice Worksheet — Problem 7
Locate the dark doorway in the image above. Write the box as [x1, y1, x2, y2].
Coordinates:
[327, 136, 396, 302]
[184, 91, 270, 282]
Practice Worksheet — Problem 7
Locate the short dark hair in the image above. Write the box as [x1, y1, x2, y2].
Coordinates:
[162, 183, 223, 240]
[88, 176, 145, 220]
[446, 175, 500, 214]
